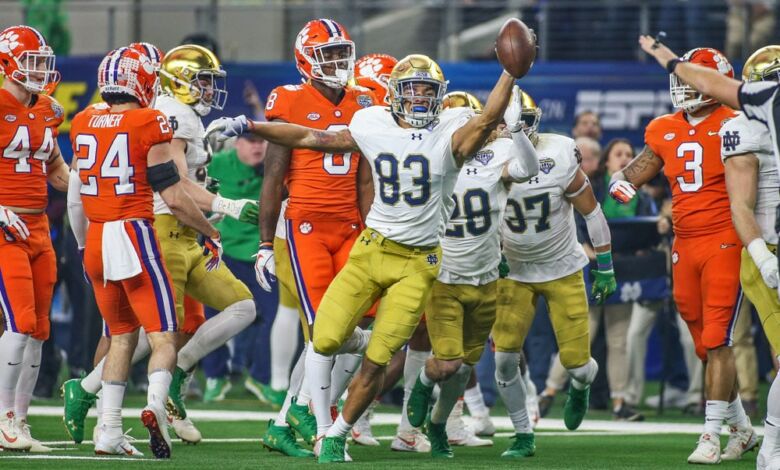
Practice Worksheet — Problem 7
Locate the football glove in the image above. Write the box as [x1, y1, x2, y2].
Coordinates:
[202, 234, 223, 272]
[591, 252, 617, 305]
[0, 206, 29, 241]
[205, 115, 251, 142]
[499, 254, 510, 279]
[254, 242, 277, 292]
[205, 175, 221, 194]
[211, 196, 259, 224]
[503, 85, 525, 133]
[747, 239, 779, 289]
[608, 180, 637, 204]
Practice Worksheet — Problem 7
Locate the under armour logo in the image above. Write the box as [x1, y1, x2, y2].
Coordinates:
[426, 253, 438, 265]
[722, 130, 740, 152]
[169, 231, 179, 239]
[360, 236, 371, 245]
[411, 133, 422, 140]
[466, 168, 477, 175]
[527, 177, 540, 184]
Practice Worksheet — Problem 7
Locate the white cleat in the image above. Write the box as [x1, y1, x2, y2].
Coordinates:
[351, 400, 380, 446]
[15, 421, 51, 452]
[314, 434, 352, 461]
[446, 399, 492, 447]
[721, 425, 758, 461]
[94, 427, 144, 456]
[169, 416, 202, 445]
[469, 414, 496, 437]
[687, 433, 721, 464]
[0, 411, 32, 451]
[391, 428, 431, 452]
[523, 371, 540, 428]
[141, 405, 172, 459]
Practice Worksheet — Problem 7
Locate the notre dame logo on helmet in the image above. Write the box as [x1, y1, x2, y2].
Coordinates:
[722, 130, 740, 153]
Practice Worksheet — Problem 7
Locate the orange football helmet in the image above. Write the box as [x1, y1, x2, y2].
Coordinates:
[0, 25, 60, 94]
[294, 19, 354, 89]
[128, 42, 164, 69]
[670, 47, 734, 112]
[355, 53, 398, 103]
[97, 47, 159, 107]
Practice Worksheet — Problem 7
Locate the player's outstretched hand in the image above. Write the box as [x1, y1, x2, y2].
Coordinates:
[203, 234, 223, 272]
[254, 242, 277, 292]
[503, 85, 524, 133]
[205, 115, 251, 142]
[608, 180, 637, 204]
[638, 35, 678, 68]
[591, 269, 617, 305]
[0, 206, 29, 241]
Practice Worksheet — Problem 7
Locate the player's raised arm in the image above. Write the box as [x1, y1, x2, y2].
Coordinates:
[205, 115, 359, 153]
[639, 35, 741, 109]
[608, 145, 664, 204]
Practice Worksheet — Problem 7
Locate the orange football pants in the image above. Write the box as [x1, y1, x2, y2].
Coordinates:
[672, 228, 742, 361]
[101, 295, 201, 337]
[0, 213, 56, 340]
[85, 219, 178, 336]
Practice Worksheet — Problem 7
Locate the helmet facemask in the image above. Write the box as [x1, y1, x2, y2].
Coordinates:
[162, 67, 227, 116]
[12, 47, 60, 94]
[303, 41, 355, 89]
[519, 107, 542, 137]
[670, 73, 713, 113]
[389, 78, 447, 128]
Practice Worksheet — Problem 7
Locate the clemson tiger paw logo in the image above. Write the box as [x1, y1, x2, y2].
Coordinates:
[0, 32, 20, 54]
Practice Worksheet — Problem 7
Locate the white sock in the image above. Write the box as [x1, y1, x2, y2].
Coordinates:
[326, 414, 352, 438]
[14, 338, 42, 421]
[399, 348, 430, 432]
[177, 299, 255, 370]
[495, 351, 531, 433]
[768, 367, 780, 427]
[83, 333, 151, 396]
[568, 358, 598, 390]
[704, 400, 728, 437]
[337, 328, 371, 355]
[270, 305, 299, 390]
[464, 383, 489, 418]
[419, 369, 435, 387]
[297, 373, 311, 406]
[330, 354, 362, 406]
[0, 331, 28, 414]
[305, 347, 335, 435]
[101, 381, 126, 438]
[276, 345, 307, 427]
[95, 390, 103, 428]
[147, 369, 172, 410]
[431, 365, 471, 425]
[726, 394, 751, 430]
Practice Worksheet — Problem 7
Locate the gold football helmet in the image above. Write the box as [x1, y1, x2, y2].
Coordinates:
[517, 89, 542, 136]
[442, 91, 483, 114]
[160, 44, 227, 116]
[387, 54, 448, 128]
[743, 45, 780, 82]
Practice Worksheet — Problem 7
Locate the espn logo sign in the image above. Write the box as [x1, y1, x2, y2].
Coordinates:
[575, 90, 673, 131]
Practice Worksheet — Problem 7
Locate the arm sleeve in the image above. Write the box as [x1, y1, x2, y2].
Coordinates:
[66, 169, 88, 249]
[738, 81, 779, 125]
[505, 130, 540, 181]
[584, 203, 611, 249]
[264, 86, 292, 122]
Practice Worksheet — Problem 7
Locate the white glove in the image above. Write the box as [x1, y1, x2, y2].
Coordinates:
[747, 238, 779, 289]
[254, 243, 277, 292]
[205, 115, 251, 142]
[211, 196, 259, 224]
[608, 180, 637, 204]
[0, 206, 30, 241]
[503, 85, 524, 133]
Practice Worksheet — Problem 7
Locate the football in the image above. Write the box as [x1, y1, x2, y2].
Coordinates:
[495, 18, 537, 79]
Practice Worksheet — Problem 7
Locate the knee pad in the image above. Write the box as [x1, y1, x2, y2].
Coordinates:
[567, 357, 598, 386]
[494, 351, 521, 383]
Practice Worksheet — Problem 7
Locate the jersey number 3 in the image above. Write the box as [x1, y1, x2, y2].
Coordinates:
[676, 142, 703, 193]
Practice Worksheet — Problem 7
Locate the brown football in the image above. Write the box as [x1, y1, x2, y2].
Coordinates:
[495, 18, 537, 79]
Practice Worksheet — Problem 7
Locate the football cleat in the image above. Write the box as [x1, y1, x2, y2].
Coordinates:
[0, 411, 32, 451]
[286, 400, 317, 445]
[318, 436, 347, 464]
[261, 419, 314, 458]
[244, 378, 286, 409]
[166, 367, 189, 419]
[351, 399, 379, 446]
[501, 433, 536, 458]
[446, 399, 492, 447]
[15, 421, 51, 453]
[687, 433, 722, 464]
[426, 419, 454, 458]
[94, 427, 143, 456]
[314, 434, 352, 461]
[391, 428, 431, 453]
[407, 376, 434, 428]
[721, 425, 759, 461]
[563, 384, 589, 431]
[61, 378, 97, 443]
[169, 416, 201, 445]
[141, 405, 172, 459]
[203, 377, 232, 403]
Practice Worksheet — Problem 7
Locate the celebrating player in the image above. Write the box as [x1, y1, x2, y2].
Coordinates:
[405, 88, 540, 458]
[68, 46, 220, 458]
[207, 51, 517, 463]
[0, 24, 67, 452]
[610, 47, 756, 464]
[252, 19, 378, 458]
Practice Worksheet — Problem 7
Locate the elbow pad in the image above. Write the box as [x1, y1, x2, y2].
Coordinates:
[147, 160, 180, 192]
[584, 203, 611, 248]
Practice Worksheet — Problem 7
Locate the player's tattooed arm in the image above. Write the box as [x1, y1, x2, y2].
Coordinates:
[614, 145, 664, 187]
[260, 122, 291, 243]
[46, 141, 69, 192]
[249, 120, 359, 153]
[724, 154, 762, 246]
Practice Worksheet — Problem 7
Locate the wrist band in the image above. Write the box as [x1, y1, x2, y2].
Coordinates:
[259, 241, 273, 248]
[666, 58, 682, 74]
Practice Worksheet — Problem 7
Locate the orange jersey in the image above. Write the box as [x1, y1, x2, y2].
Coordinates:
[0, 89, 64, 209]
[265, 83, 379, 221]
[70, 105, 173, 223]
[645, 106, 737, 238]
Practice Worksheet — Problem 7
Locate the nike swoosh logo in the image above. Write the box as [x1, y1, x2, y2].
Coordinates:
[44, 116, 56, 122]
[320, 385, 331, 390]
[344, 370, 355, 374]
[399, 437, 416, 446]
[720, 243, 736, 249]
[708, 131, 719, 136]
[7, 362, 21, 366]
[1, 430, 17, 443]
[31, 364, 40, 368]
